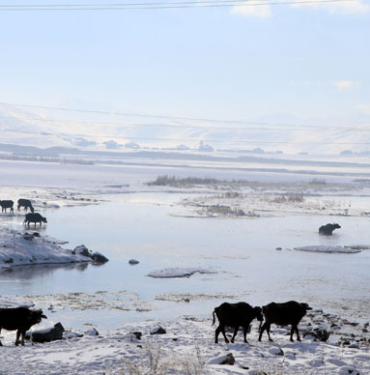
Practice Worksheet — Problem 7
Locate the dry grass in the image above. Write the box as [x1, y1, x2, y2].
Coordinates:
[146, 175, 221, 187]
[309, 178, 327, 185]
[273, 195, 305, 204]
[113, 342, 207, 375]
[117, 343, 170, 375]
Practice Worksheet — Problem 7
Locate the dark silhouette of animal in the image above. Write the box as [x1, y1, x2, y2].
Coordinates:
[17, 199, 34, 213]
[259, 301, 312, 342]
[212, 302, 263, 343]
[24, 213, 47, 227]
[0, 200, 14, 213]
[0, 307, 47, 346]
[25, 322, 64, 343]
[319, 223, 341, 235]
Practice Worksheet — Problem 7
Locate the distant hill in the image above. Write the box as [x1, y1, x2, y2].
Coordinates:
[0, 103, 369, 155]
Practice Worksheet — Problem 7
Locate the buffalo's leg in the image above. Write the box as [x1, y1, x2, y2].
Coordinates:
[231, 326, 239, 343]
[215, 326, 220, 343]
[265, 323, 273, 341]
[258, 322, 266, 341]
[15, 330, 21, 346]
[20, 331, 26, 346]
[259, 322, 273, 341]
[216, 325, 229, 343]
[242, 325, 249, 343]
[294, 325, 301, 341]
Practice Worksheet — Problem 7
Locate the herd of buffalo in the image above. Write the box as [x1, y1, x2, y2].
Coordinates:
[0, 300, 311, 346]
[0, 199, 336, 346]
[0, 198, 47, 227]
[212, 300, 312, 344]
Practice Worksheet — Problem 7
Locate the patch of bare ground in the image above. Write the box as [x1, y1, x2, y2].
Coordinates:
[148, 175, 370, 218]
[155, 292, 236, 303]
[22, 291, 151, 312]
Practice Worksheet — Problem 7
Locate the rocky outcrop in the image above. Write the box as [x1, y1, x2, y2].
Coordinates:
[72, 245, 109, 263]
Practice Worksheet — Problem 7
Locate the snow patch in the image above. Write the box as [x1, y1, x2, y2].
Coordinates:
[294, 246, 363, 254]
[0, 228, 106, 268]
[0, 317, 368, 375]
[0, 296, 34, 309]
[147, 267, 213, 278]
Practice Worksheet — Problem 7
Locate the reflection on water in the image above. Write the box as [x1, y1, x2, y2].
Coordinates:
[0, 194, 370, 328]
[0, 262, 89, 280]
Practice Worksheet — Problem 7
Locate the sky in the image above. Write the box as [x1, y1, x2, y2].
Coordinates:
[0, 0, 369, 125]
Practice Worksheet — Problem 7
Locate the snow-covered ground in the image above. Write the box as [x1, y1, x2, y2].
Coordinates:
[0, 315, 368, 375]
[0, 228, 105, 268]
[294, 245, 369, 254]
[0, 158, 369, 374]
[148, 268, 214, 278]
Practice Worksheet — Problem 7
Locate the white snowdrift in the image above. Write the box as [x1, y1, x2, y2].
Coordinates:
[147, 267, 212, 278]
[0, 318, 368, 375]
[294, 245, 362, 254]
[0, 228, 94, 268]
[0, 296, 33, 309]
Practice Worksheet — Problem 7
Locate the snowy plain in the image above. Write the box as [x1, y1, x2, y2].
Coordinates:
[0, 155, 369, 374]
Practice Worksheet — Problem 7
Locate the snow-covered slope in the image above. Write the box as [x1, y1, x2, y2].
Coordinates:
[0, 228, 101, 268]
[1, 103, 369, 155]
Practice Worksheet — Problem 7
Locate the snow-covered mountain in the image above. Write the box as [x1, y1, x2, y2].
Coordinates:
[0, 102, 369, 155]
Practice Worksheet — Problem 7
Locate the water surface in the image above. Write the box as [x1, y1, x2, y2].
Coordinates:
[1, 194, 369, 329]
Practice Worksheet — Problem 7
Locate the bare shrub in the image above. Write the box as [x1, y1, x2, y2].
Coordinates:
[197, 204, 259, 218]
[146, 176, 258, 189]
[273, 195, 305, 204]
[118, 342, 170, 375]
[181, 342, 207, 375]
[199, 205, 247, 217]
[146, 175, 220, 187]
[256, 357, 287, 375]
[223, 191, 243, 199]
[114, 341, 208, 375]
[146, 175, 177, 186]
[309, 178, 327, 185]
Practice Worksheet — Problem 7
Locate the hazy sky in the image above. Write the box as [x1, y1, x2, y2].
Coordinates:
[0, 0, 369, 123]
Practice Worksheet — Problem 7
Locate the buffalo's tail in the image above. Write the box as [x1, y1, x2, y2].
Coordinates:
[212, 310, 216, 326]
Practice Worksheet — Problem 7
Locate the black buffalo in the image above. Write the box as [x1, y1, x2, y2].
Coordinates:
[17, 199, 34, 213]
[0, 200, 14, 213]
[24, 213, 47, 227]
[0, 307, 47, 346]
[212, 302, 263, 344]
[259, 301, 312, 342]
[319, 223, 341, 235]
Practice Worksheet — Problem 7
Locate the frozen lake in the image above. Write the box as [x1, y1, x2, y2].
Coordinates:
[1, 193, 369, 330]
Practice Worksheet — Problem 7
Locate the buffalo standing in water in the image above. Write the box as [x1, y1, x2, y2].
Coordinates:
[0, 200, 14, 213]
[319, 223, 341, 235]
[24, 213, 47, 227]
[17, 199, 34, 213]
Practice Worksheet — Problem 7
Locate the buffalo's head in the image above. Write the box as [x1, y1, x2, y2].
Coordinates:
[253, 306, 264, 322]
[29, 309, 48, 324]
[301, 303, 312, 311]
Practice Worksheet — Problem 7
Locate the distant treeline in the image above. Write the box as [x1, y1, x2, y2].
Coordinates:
[146, 175, 255, 187]
[0, 153, 94, 165]
[147, 175, 220, 186]
[147, 175, 334, 189]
